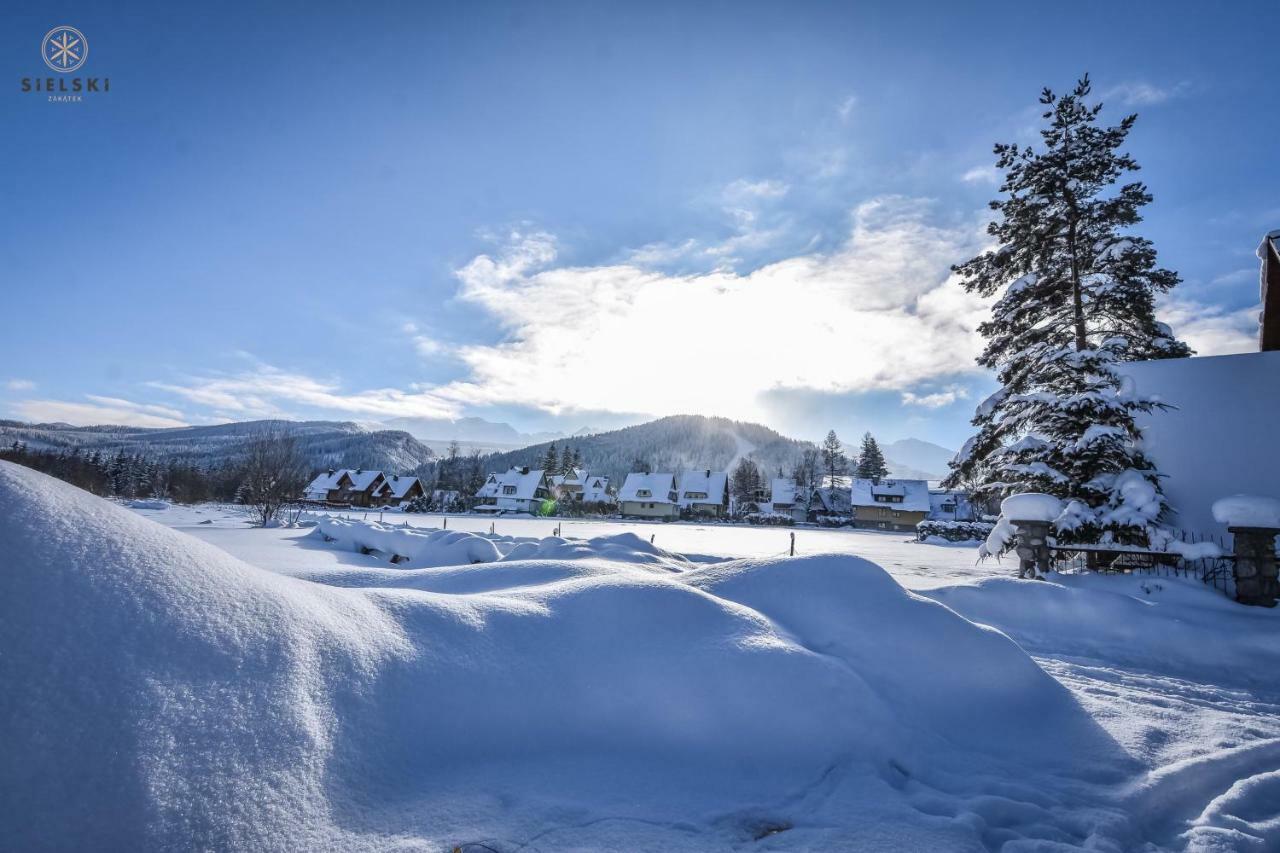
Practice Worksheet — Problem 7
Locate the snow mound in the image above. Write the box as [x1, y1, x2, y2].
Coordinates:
[313, 516, 691, 570]
[127, 498, 169, 510]
[1001, 492, 1064, 522]
[0, 462, 1125, 850]
[1212, 494, 1280, 529]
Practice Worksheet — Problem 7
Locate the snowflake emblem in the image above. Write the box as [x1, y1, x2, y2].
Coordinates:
[42, 26, 88, 73]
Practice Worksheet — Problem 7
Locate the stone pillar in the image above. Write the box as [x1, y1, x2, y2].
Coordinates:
[1229, 526, 1280, 607]
[1011, 519, 1053, 580]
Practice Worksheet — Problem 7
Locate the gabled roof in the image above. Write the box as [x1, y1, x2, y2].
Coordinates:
[810, 486, 852, 514]
[475, 467, 548, 500]
[342, 469, 385, 492]
[677, 470, 728, 506]
[619, 472, 677, 503]
[850, 478, 930, 512]
[928, 490, 974, 520]
[581, 475, 610, 502]
[770, 478, 797, 505]
[384, 474, 422, 499]
[305, 470, 350, 495]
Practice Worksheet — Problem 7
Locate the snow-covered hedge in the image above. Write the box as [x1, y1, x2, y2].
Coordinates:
[742, 511, 794, 526]
[916, 519, 995, 543]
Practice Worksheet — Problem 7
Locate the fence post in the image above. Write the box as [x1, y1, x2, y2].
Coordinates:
[1228, 525, 1280, 606]
[790, 531, 796, 556]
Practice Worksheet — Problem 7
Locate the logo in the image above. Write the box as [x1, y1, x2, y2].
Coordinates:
[42, 26, 88, 74]
[22, 25, 109, 102]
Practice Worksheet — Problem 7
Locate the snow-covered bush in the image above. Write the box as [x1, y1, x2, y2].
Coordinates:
[916, 519, 994, 543]
[403, 494, 431, 513]
[743, 511, 794, 527]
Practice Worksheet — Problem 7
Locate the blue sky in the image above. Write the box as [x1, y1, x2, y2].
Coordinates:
[2, 1, 1276, 450]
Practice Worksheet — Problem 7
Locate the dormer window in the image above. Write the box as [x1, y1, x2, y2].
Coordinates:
[502, 485, 516, 495]
[684, 491, 708, 500]
[636, 489, 652, 498]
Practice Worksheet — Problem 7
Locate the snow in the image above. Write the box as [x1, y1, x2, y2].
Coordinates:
[11, 461, 1280, 850]
[381, 473, 421, 500]
[127, 498, 169, 510]
[1000, 492, 1064, 522]
[1212, 494, 1280, 529]
[770, 477, 797, 506]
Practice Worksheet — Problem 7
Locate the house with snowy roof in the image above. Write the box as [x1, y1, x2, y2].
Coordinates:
[619, 472, 680, 519]
[802, 485, 852, 522]
[768, 478, 798, 513]
[474, 466, 553, 515]
[379, 474, 425, 507]
[850, 478, 931, 531]
[677, 469, 729, 518]
[928, 489, 976, 522]
[303, 468, 388, 507]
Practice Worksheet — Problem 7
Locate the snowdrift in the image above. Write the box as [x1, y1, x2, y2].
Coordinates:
[0, 462, 1127, 850]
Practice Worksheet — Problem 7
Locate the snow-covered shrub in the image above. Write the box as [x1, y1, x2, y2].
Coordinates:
[403, 494, 431, 513]
[744, 511, 794, 527]
[916, 519, 994, 543]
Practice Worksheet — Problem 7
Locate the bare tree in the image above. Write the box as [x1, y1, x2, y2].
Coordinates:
[236, 423, 309, 527]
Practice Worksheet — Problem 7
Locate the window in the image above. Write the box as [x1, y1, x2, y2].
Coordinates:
[636, 489, 652, 498]
[502, 485, 516, 495]
[684, 491, 708, 500]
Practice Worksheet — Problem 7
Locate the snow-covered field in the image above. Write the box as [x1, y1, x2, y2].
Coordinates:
[5, 464, 1279, 852]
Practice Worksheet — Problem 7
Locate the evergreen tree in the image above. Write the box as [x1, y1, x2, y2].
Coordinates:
[820, 430, 847, 487]
[945, 75, 1190, 546]
[855, 432, 889, 481]
[559, 444, 574, 476]
[571, 447, 583, 470]
[730, 458, 763, 513]
[541, 442, 559, 475]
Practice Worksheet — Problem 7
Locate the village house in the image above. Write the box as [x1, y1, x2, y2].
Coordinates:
[767, 478, 798, 516]
[303, 468, 387, 507]
[850, 478, 931, 531]
[805, 485, 852, 522]
[928, 489, 976, 522]
[678, 469, 730, 518]
[379, 474, 425, 507]
[619, 472, 680, 520]
[580, 474, 611, 504]
[474, 466, 554, 515]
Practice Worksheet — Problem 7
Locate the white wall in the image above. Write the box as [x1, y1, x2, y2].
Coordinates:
[1121, 352, 1280, 539]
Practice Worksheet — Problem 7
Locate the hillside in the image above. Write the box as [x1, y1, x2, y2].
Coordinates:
[481, 415, 811, 485]
[0, 419, 436, 474]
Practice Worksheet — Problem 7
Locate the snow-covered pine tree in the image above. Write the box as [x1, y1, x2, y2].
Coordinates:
[855, 433, 889, 482]
[541, 442, 559, 475]
[820, 431, 847, 488]
[945, 75, 1191, 546]
[559, 445, 574, 476]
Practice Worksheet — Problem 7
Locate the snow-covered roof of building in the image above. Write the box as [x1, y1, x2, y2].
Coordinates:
[928, 490, 973, 520]
[619, 472, 677, 503]
[581, 474, 610, 502]
[383, 475, 421, 499]
[306, 469, 385, 496]
[770, 478, 797, 506]
[850, 478, 930, 512]
[304, 470, 348, 497]
[677, 470, 728, 506]
[475, 467, 547, 501]
[809, 486, 852, 514]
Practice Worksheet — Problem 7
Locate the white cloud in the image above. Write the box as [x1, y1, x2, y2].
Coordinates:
[723, 178, 789, 200]
[14, 396, 189, 428]
[1101, 80, 1191, 107]
[1159, 298, 1259, 356]
[5, 378, 35, 391]
[961, 165, 1000, 185]
[1209, 268, 1256, 288]
[837, 94, 857, 122]
[149, 364, 463, 422]
[439, 196, 990, 421]
[901, 385, 968, 409]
